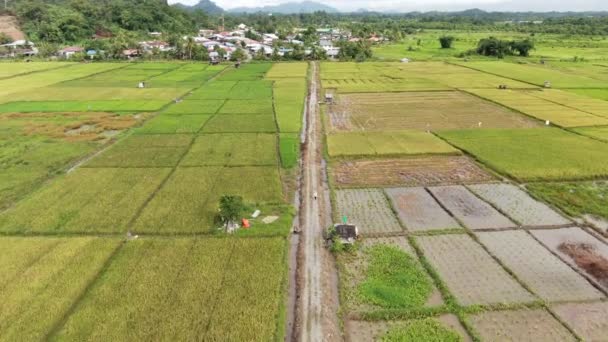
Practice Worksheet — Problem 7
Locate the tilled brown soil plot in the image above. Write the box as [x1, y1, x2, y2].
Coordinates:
[532, 227, 608, 290]
[469, 308, 576, 342]
[385, 187, 461, 232]
[478, 230, 605, 302]
[345, 314, 471, 342]
[552, 302, 608, 341]
[331, 156, 495, 188]
[429, 185, 516, 230]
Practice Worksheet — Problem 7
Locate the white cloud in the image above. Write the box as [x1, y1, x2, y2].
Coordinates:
[168, 0, 608, 12]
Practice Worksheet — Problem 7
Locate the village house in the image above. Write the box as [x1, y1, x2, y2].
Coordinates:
[139, 41, 173, 53]
[262, 33, 279, 45]
[199, 29, 215, 38]
[58, 46, 84, 59]
[0, 40, 38, 57]
[122, 49, 140, 59]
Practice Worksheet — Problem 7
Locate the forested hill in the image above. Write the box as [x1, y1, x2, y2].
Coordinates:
[173, 0, 224, 14]
[6, 0, 210, 43]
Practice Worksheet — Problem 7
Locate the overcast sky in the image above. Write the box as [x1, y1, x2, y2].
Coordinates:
[168, 0, 608, 12]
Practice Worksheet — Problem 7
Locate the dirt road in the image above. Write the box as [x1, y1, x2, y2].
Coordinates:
[296, 62, 341, 341]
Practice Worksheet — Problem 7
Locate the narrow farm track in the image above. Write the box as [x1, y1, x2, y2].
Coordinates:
[297, 62, 341, 342]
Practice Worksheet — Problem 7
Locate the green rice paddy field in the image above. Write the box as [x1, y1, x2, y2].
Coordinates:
[2, 55, 608, 340]
[373, 30, 608, 61]
[323, 58, 608, 341]
[0, 61, 307, 340]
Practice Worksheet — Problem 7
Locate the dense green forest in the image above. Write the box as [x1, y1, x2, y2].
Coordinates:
[3, 0, 608, 44]
[4, 0, 212, 43]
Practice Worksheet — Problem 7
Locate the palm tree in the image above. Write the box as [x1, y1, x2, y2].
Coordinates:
[184, 37, 195, 60]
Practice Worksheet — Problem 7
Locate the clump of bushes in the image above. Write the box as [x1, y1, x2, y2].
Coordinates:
[460, 37, 535, 58]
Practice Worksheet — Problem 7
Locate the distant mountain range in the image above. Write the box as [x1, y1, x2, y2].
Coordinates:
[172, 1, 608, 17]
[229, 1, 339, 14]
[173, 0, 338, 14]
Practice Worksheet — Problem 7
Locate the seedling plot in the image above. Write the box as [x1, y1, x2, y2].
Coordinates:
[469, 309, 576, 342]
[478, 231, 604, 302]
[327, 91, 540, 132]
[0, 168, 171, 234]
[468, 184, 570, 227]
[345, 315, 471, 342]
[180, 133, 277, 167]
[416, 234, 534, 305]
[531, 227, 608, 290]
[135, 115, 211, 134]
[334, 189, 402, 235]
[385, 187, 461, 232]
[0, 237, 119, 341]
[133, 167, 283, 234]
[53, 238, 286, 341]
[163, 100, 226, 115]
[331, 156, 494, 188]
[552, 302, 608, 341]
[201, 114, 277, 133]
[429, 186, 515, 230]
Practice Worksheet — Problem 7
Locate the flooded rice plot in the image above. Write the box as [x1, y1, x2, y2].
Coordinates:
[478, 231, 604, 302]
[385, 187, 461, 232]
[469, 309, 576, 342]
[551, 302, 608, 341]
[531, 227, 608, 290]
[335, 189, 403, 235]
[468, 183, 571, 227]
[428, 185, 516, 230]
[345, 315, 471, 342]
[416, 234, 535, 306]
[331, 156, 494, 188]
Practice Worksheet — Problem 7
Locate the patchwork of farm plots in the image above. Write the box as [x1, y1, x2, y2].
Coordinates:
[326, 61, 608, 340]
[0, 62, 307, 339]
